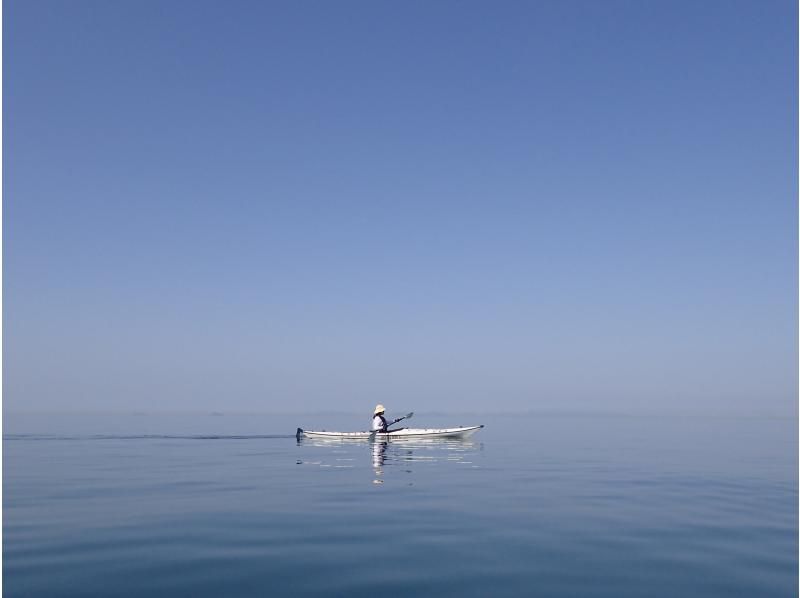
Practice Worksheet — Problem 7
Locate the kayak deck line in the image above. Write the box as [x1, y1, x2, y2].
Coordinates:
[295, 425, 484, 441]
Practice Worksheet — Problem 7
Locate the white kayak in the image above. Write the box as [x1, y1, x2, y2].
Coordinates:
[296, 425, 483, 440]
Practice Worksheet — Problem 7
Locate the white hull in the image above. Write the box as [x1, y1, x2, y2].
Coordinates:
[297, 425, 483, 440]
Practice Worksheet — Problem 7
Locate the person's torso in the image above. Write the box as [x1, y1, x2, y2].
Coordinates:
[371, 414, 387, 431]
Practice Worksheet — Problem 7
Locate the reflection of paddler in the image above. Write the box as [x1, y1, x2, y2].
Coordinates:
[372, 439, 387, 484]
[372, 440, 387, 469]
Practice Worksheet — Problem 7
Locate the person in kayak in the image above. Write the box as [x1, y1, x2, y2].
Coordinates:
[372, 405, 390, 432]
[371, 405, 410, 434]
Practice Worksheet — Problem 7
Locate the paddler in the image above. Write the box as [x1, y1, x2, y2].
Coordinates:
[372, 404, 389, 432]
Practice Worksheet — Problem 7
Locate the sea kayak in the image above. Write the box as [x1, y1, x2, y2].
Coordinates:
[296, 425, 483, 440]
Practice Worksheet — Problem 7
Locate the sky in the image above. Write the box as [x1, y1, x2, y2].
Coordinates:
[4, 0, 797, 416]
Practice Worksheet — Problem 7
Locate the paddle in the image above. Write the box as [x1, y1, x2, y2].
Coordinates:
[369, 412, 414, 439]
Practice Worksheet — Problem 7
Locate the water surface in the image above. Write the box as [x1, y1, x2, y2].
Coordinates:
[4, 413, 797, 597]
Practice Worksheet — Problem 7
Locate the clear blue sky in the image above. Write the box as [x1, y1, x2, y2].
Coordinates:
[5, 0, 797, 415]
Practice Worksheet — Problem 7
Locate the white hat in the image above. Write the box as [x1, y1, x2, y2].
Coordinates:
[374, 404, 385, 415]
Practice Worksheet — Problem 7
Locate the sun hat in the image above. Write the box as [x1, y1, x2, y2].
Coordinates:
[374, 404, 385, 415]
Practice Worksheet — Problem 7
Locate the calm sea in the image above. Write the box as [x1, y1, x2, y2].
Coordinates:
[3, 413, 797, 597]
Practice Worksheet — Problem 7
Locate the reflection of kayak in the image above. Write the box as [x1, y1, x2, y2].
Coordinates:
[296, 425, 483, 440]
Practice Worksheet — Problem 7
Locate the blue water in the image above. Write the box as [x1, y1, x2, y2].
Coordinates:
[4, 413, 797, 597]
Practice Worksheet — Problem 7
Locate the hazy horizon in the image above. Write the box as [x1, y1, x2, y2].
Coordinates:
[5, 0, 797, 417]
[3, 404, 796, 421]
